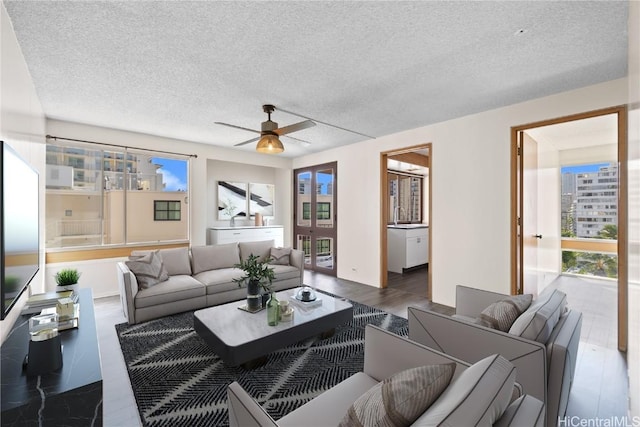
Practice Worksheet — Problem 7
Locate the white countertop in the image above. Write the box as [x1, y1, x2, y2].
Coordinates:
[387, 224, 429, 229]
[209, 225, 283, 230]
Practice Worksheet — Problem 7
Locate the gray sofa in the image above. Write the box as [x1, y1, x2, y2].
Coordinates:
[408, 285, 582, 427]
[228, 325, 545, 426]
[117, 240, 303, 324]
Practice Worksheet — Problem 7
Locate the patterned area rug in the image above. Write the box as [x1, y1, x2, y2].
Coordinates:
[115, 295, 408, 427]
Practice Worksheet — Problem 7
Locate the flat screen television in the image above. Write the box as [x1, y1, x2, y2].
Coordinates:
[1, 141, 40, 320]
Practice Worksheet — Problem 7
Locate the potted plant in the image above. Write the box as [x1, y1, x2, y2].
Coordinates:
[55, 268, 80, 292]
[233, 254, 275, 310]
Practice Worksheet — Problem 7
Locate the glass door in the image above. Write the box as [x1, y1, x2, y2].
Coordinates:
[294, 162, 337, 276]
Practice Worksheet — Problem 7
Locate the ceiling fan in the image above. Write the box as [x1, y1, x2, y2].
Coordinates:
[215, 104, 316, 154]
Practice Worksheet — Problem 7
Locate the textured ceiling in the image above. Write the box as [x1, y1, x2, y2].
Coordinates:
[3, 1, 629, 158]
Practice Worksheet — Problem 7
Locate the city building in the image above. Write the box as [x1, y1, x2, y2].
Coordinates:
[574, 165, 618, 238]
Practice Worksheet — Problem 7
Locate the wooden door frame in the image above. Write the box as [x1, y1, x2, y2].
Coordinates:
[510, 105, 628, 351]
[380, 143, 432, 300]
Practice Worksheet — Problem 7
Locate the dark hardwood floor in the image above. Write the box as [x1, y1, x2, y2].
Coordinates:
[386, 265, 429, 297]
[307, 268, 450, 319]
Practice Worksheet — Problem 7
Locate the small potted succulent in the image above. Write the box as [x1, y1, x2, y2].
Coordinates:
[233, 254, 275, 311]
[55, 268, 80, 292]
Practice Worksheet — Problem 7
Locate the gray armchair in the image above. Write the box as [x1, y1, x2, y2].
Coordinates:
[408, 285, 582, 427]
[228, 324, 545, 427]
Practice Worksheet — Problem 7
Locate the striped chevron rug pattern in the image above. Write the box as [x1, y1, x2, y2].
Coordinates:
[115, 295, 409, 427]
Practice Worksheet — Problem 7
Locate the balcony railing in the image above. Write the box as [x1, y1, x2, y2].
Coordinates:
[561, 238, 618, 279]
[46, 219, 104, 247]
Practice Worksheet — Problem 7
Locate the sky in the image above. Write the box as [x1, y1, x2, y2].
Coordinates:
[561, 162, 611, 174]
[299, 170, 334, 195]
[153, 157, 188, 191]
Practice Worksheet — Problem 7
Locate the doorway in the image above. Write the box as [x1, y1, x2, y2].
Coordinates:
[380, 144, 432, 299]
[293, 162, 337, 276]
[511, 105, 628, 351]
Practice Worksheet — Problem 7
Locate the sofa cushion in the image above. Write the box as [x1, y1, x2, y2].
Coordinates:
[509, 288, 567, 343]
[134, 275, 205, 308]
[478, 294, 533, 332]
[195, 267, 246, 294]
[339, 363, 455, 427]
[158, 247, 192, 276]
[278, 372, 378, 427]
[239, 240, 274, 263]
[130, 247, 192, 276]
[191, 243, 239, 274]
[493, 395, 545, 427]
[125, 250, 169, 289]
[416, 354, 515, 426]
[269, 247, 292, 265]
[269, 264, 301, 281]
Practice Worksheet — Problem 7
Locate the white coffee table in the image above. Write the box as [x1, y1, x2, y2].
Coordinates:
[193, 287, 353, 367]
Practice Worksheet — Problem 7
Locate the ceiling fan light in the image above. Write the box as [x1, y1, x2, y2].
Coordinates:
[256, 133, 284, 154]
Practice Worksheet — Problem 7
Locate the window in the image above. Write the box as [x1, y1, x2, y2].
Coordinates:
[45, 141, 189, 248]
[154, 201, 181, 221]
[303, 202, 311, 220]
[317, 238, 331, 255]
[317, 202, 331, 220]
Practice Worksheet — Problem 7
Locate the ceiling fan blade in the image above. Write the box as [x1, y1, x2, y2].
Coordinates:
[283, 134, 312, 146]
[275, 120, 315, 135]
[234, 136, 260, 147]
[215, 122, 261, 134]
[276, 106, 375, 139]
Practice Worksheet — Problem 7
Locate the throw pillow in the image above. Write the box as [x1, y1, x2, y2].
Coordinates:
[269, 247, 291, 265]
[339, 363, 455, 427]
[478, 294, 533, 332]
[239, 240, 274, 263]
[191, 243, 240, 275]
[158, 247, 192, 276]
[509, 288, 567, 343]
[125, 250, 169, 289]
[132, 248, 192, 276]
[417, 354, 516, 426]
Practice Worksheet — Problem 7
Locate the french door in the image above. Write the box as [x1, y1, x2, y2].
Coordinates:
[293, 162, 337, 276]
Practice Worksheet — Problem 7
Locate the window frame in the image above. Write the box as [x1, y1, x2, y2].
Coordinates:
[316, 202, 331, 220]
[154, 200, 181, 221]
[45, 140, 190, 250]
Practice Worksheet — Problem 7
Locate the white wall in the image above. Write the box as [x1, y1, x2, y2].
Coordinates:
[0, 3, 47, 343]
[294, 78, 628, 307]
[559, 144, 618, 166]
[627, 0, 640, 418]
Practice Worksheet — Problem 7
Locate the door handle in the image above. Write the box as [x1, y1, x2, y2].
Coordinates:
[534, 234, 543, 239]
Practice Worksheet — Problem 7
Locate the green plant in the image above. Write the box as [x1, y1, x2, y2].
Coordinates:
[223, 198, 237, 218]
[233, 254, 275, 292]
[55, 268, 80, 286]
[597, 224, 618, 240]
